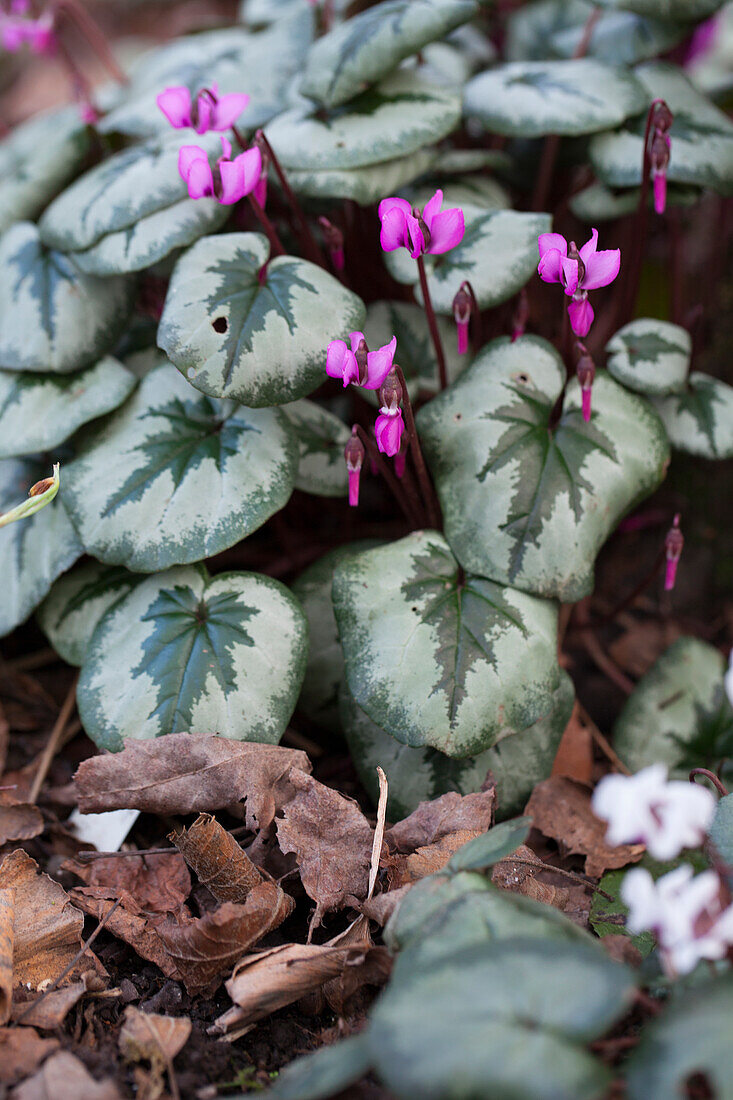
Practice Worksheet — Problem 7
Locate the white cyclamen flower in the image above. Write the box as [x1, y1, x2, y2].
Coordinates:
[591, 763, 716, 860]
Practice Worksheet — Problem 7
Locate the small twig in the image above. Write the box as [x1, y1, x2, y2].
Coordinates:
[415, 255, 448, 390]
[503, 856, 616, 901]
[576, 702, 632, 776]
[29, 674, 79, 804]
[367, 767, 388, 902]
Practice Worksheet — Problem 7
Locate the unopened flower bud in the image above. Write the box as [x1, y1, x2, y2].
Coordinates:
[653, 100, 674, 134]
[318, 217, 345, 271]
[344, 427, 365, 508]
[354, 338, 369, 385]
[651, 130, 671, 215]
[567, 241, 586, 286]
[576, 350, 595, 423]
[378, 369, 403, 413]
[664, 513, 684, 591]
[453, 284, 471, 355]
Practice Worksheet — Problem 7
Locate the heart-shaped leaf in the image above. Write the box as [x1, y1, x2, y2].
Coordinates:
[38, 559, 141, 666]
[285, 146, 438, 205]
[157, 232, 366, 407]
[269, 1036, 373, 1100]
[265, 71, 461, 170]
[652, 373, 733, 458]
[0, 107, 91, 234]
[341, 671, 575, 820]
[63, 362, 298, 571]
[77, 564, 308, 750]
[416, 336, 670, 601]
[613, 637, 733, 774]
[0, 223, 135, 373]
[505, 0, 594, 62]
[383, 207, 551, 313]
[590, 62, 733, 195]
[363, 300, 466, 402]
[0, 459, 82, 637]
[99, 10, 314, 139]
[39, 132, 227, 274]
[531, 3, 688, 65]
[282, 400, 350, 497]
[300, 0, 478, 108]
[606, 319, 690, 396]
[464, 59, 647, 137]
[332, 529, 561, 757]
[710, 794, 733, 869]
[0, 357, 136, 459]
[592, 0, 723, 19]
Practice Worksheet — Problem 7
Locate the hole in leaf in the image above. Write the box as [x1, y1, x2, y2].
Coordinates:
[212, 317, 228, 334]
[454, 413, 462, 422]
[512, 371, 533, 386]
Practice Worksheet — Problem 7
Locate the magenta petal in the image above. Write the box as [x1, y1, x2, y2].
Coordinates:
[654, 174, 667, 215]
[211, 92, 250, 130]
[375, 410, 405, 457]
[406, 214, 426, 258]
[538, 232, 567, 261]
[219, 159, 245, 204]
[234, 146, 262, 196]
[457, 320, 469, 355]
[219, 135, 233, 161]
[664, 559, 678, 591]
[348, 468, 360, 507]
[179, 146, 213, 198]
[421, 188, 444, 231]
[537, 248, 564, 284]
[568, 298, 594, 338]
[379, 207, 408, 252]
[561, 256, 580, 296]
[364, 336, 397, 390]
[582, 248, 621, 290]
[428, 207, 464, 254]
[581, 388, 592, 422]
[157, 86, 192, 128]
[326, 339, 349, 380]
[578, 228, 599, 265]
[378, 196, 411, 221]
[349, 331, 367, 354]
[195, 95, 214, 134]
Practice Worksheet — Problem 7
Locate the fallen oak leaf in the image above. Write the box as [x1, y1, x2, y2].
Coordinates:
[385, 790, 495, 853]
[0, 1027, 59, 1086]
[74, 733, 311, 831]
[62, 853, 191, 915]
[9, 1050, 121, 1100]
[0, 804, 44, 846]
[119, 1004, 191, 1062]
[170, 814, 263, 903]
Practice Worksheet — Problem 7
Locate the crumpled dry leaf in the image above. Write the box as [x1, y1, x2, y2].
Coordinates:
[0, 804, 44, 846]
[74, 733, 311, 831]
[0, 889, 13, 1024]
[119, 1005, 191, 1065]
[387, 830, 482, 889]
[154, 881, 294, 996]
[170, 814, 263, 903]
[276, 772, 372, 931]
[0, 850, 103, 989]
[69, 892, 183, 980]
[322, 915, 391, 1017]
[551, 703, 594, 785]
[11, 971, 104, 1029]
[63, 853, 191, 916]
[357, 886, 411, 927]
[525, 777, 644, 878]
[10, 1050, 121, 1100]
[491, 844, 570, 908]
[0, 1026, 59, 1086]
[385, 790, 495, 853]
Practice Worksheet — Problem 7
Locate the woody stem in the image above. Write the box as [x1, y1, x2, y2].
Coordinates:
[395, 367, 441, 530]
[416, 255, 448, 391]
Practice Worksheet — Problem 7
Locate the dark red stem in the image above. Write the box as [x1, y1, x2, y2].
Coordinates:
[354, 426, 421, 528]
[53, 0, 128, 84]
[416, 255, 448, 391]
[395, 366, 441, 530]
[623, 99, 667, 323]
[690, 768, 729, 798]
[248, 195, 286, 258]
[254, 130, 327, 267]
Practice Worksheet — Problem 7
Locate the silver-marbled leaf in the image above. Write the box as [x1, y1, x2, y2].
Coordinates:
[300, 0, 478, 109]
[0, 357, 136, 458]
[569, 179, 699, 221]
[63, 362, 298, 571]
[652, 373, 733, 459]
[38, 131, 227, 273]
[265, 71, 461, 170]
[0, 223, 135, 374]
[285, 146, 438, 205]
[463, 59, 647, 137]
[37, 559, 141, 666]
[549, 5, 688, 64]
[606, 319, 690, 396]
[282, 400, 350, 497]
[157, 232, 366, 407]
[77, 564, 308, 750]
[589, 62, 733, 195]
[416, 337, 670, 601]
[332, 529, 561, 757]
[592, 0, 724, 19]
[0, 458, 82, 637]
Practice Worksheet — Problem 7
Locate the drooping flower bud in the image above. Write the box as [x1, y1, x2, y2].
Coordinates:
[575, 348, 596, 423]
[453, 284, 471, 355]
[344, 427, 365, 508]
[654, 100, 674, 134]
[664, 513, 684, 591]
[375, 408, 405, 457]
[651, 131, 671, 215]
[354, 339, 369, 386]
[378, 369, 403, 413]
[318, 216, 345, 271]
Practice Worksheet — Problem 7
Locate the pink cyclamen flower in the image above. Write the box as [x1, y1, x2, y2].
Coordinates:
[1, 11, 54, 52]
[664, 513, 683, 591]
[592, 763, 715, 861]
[378, 189, 464, 258]
[178, 137, 261, 205]
[157, 84, 250, 134]
[344, 429, 365, 508]
[538, 228, 620, 338]
[326, 332, 396, 391]
[375, 407, 405, 457]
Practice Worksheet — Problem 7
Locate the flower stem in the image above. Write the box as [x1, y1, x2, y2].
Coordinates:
[416, 255, 448, 391]
[531, 133, 560, 212]
[354, 425, 421, 528]
[53, 0, 128, 84]
[669, 207, 684, 325]
[254, 130, 327, 268]
[248, 194, 286, 258]
[395, 366, 441, 529]
[622, 99, 667, 323]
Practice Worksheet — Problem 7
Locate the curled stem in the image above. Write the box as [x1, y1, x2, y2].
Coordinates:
[690, 768, 729, 799]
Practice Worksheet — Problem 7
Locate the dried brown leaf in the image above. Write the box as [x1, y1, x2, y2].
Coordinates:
[388, 830, 482, 888]
[0, 889, 13, 1024]
[276, 772, 372, 930]
[385, 790, 495, 853]
[551, 704, 594, 785]
[525, 777, 644, 877]
[0, 804, 43, 846]
[119, 1005, 191, 1063]
[154, 881, 294, 996]
[11, 972, 103, 1029]
[0, 1027, 59, 1086]
[609, 618, 682, 678]
[63, 853, 190, 915]
[68, 892, 183, 980]
[74, 733, 311, 831]
[10, 1050, 121, 1100]
[170, 814, 262, 902]
[357, 886, 411, 927]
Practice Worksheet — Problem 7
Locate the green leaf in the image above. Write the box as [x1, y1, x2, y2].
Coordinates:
[77, 564, 308, 750]
[367, 939, 633, 1100]
[291, 541, 383, 736]
[285, 146, 438, 205]
[592, 0, 724, 19]
[613, 637, 733, 774]
[37, 560, 141, 667]
[0, 357, 136, 459]
[265, 71, 461, 170]
[99, 11, 315, 139]
[710, 793, 733, 865]
[383, 207, 551, 313]
[606, 319, 690, 396]
[464, 59, 647, 137]
[267, 1035, 372, 1100]
[0, 223, 135, 374]
[549, 7, 688, 65]
[589, 62, 733, 195]
[63, 362, 298, 572]
[332, 529, 561, 757]
[38, 132, 228, 275]
[363, 300, 466, 403]
[341, 671, 575, 820]
[0, 458, 82, 637]
[157, 233, 366, 408]
[282, 400, 350, 497]
[569, 180, 699, 222]
[589, 869, 656, 956]
[416, 336, 670, 601]
[652, 372, 733, 459]
[447, 817, 532, 871]
[625, 976, 733, 1100]
[0, 107, 91, 234]
[300, 0, 478, 108]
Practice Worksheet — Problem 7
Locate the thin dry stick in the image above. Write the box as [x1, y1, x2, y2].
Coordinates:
[504, 856, 615, 901]
[139, 1012, 182, 1100]
[576, 702, 631, 776]
[6, 647, 59, 673]
[367, 766, 388, 902]
[29, 674, 79, 804]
